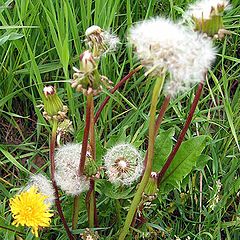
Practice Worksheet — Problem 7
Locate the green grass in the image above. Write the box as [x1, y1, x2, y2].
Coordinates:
[0, 0, 240, 239]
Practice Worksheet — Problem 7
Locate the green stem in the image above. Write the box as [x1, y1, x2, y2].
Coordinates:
[118, 75, 165, 239]
[72, 195, 80, 230]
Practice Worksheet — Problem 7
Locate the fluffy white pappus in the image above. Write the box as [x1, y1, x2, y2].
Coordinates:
[128, 17, 216, 97]
[104, 143, 143, 185]
[185, 0, 231, 20]
[54, 143, 90, 195]
[85, 25, 120, 55]
[26, 174, 55, 206]
[102, 31, 120, 53]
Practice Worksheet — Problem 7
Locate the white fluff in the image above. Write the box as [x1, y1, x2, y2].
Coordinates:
[128, 17, 216, 97]
[26, 174, 55, 206]
[54, 143, 90, 196]
[185, 0, 231, 20]
[104, 144, 143, 185]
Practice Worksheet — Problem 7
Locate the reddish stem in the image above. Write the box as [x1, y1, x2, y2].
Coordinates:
[50, 122, 75, 240]
[157, 81, 204, 185]
[87, 97, 98, 227]
[79, 95, 92, 176]
[94, 65, 142, 123]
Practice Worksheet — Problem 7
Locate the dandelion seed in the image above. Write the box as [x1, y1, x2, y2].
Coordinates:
[26, 174, 55, 206]
[54, 143, 90, 195]
[104, 143, 143, 185]
[9, 186, 53, 237]
[128, 17, 216, 97]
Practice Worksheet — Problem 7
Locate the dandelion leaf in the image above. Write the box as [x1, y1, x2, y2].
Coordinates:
[160, 135, 209, 193]
[152, 128, 175, 172]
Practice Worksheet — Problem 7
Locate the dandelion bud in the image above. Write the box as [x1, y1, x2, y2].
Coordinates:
[104, 143, 143, 185]
[80, 50, 96, 73]
[185, 0, 231, 38]
[42, 86, 68, 122]
[84, 145, 98, 177]
[54, 143, 90, 195]
[26, 174, 55, 206]
[143, 172, 159, 201]
[85, 25, 120, 57]
[71, 51, 110, 96]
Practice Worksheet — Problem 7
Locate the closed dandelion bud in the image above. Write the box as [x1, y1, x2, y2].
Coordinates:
[104, 143, 143, 185]
[54, 143, 90, 196]
[85, 25, 120, 57]
[26, 174, 55, 206]
[42, 86, 68, 122]
[80, 50, 96, 73]
[144, 172, 159, 201]
[185, 0, 231, 38]
[72, 51, 110, 96]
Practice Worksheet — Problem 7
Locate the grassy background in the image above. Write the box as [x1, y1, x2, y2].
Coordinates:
[0, 0, 239, 239]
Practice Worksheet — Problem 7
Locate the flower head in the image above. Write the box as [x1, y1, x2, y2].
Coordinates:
[128, 17, 216, 97]
[184, 0, 231, 37]
[54, 143, 90, 195]
[26, 174, 55, 206]
[9, 186, 53, 237]
[104, 143, 143, 185]
[85, 25, 120, 57]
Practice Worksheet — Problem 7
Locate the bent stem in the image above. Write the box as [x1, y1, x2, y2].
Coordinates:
[94, 65, 142, 123]
[119, 75, 165, 240]
[157, 81, 204, 185]
[50, 120, 74, 240]
[72, 94, 93, 230]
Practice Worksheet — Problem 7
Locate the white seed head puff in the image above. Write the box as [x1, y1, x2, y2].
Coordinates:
[185, 0, 231, 20]
[128, 17, 216, 97]
[104, 143, 143, 185]
[26, 174, 55, 206]
[54, 143, 89, 196]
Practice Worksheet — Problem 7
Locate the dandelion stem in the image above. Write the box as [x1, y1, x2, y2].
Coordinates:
[72, 94, 93, 230]
[50, 120, 74, 240]
[119, 75, 165, 239]
[87, 97, 98, 227]
[94, 65, 142, 123]
[157, 81, 204, 185]
[143, 95, 171, 169]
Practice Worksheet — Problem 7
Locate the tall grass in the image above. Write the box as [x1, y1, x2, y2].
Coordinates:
[0, 0, 239, 239]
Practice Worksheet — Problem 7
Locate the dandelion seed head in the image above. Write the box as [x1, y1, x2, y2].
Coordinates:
[54, 143, 90, 195]
[85, 25, 120, 56]
[104, 143, 143, 185]
[9, 186, 53, 237]
[26, 174, 55, 206]
[128, 17, 216, 97]
[185, 0, 231, 20]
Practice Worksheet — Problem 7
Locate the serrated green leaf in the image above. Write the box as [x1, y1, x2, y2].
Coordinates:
[152, 128, 175, 172]
[160, 135, 209, 193]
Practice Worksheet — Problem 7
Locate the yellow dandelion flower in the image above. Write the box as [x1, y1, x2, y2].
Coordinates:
[9, 186, 54, 237]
